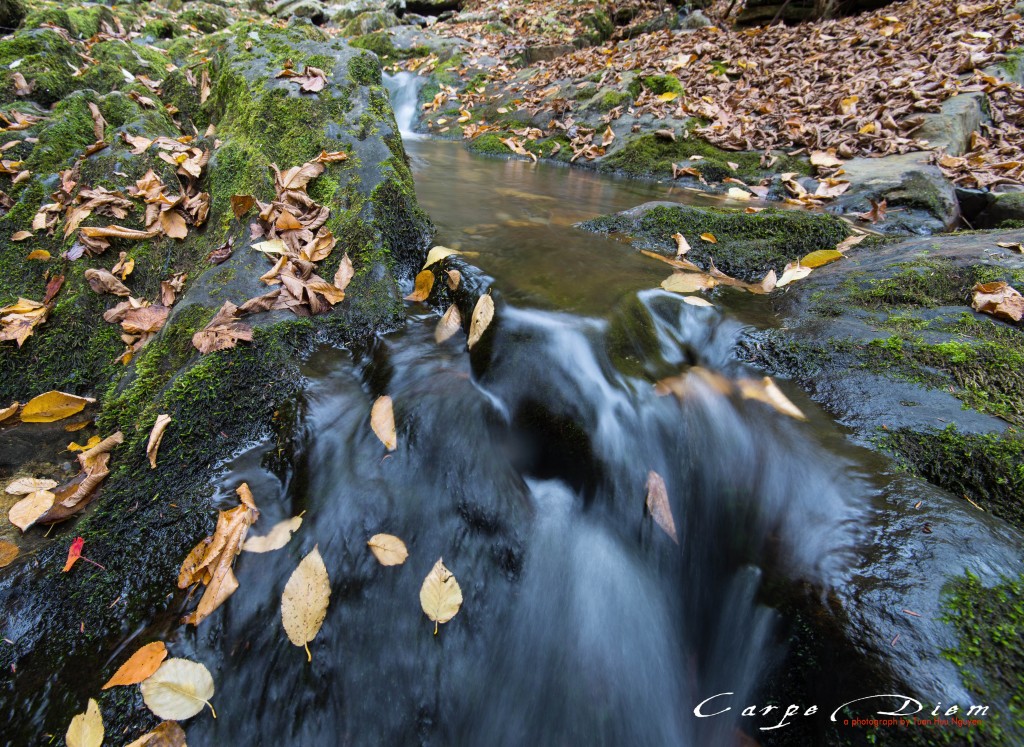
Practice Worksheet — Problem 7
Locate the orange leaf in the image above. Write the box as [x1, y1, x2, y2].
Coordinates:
[63, 536, 84, 572]
[102, 642, 168, 689]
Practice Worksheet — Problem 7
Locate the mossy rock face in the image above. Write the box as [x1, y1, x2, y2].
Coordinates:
[0, 18, 432, 744]
[577, 201, 849, 282]
[341, 9, 401, 36]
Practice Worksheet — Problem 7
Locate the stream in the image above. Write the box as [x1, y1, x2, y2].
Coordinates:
[11, 73, 1022, 746]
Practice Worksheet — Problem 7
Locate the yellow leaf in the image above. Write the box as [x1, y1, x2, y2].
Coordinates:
[242, 515, 303, 553]
[67, 435, 101, 453]
[0, 401, 18, 423]
[423, 245, 461, 269]
[657, 91, 679, 102]
[102, 641, 168, 689]
[404, 269, 435, 302]
[20, 390, 95, 423]
[147, 413, 172, 469]
[661, 273, 717, 293]
[370, 395, 397, 451]
[645, 471, 678, 543]
[419, 557, 463, 634]
[0, 540, 19, 568]
[66, 698, 103, 747]
[281, 546, 331, 660]
[141, 658, 215, 720]
[799, 249, 844, 268]
[682, 296, 714, 308]
[26, 249, 50, 261]
[367, 533, 409, 566]
[435, 304, 462, 344]
[467, 293, 494, 349]
[9, 489, 55, 530]
[699, 233, 717, 244]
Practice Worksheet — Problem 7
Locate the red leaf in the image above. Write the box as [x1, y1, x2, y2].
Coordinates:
[43, 274, 65, 305]
[63, 536, 84, 572]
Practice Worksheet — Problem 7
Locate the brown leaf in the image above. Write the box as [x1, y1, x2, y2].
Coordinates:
[121, 306, 169, 335]
[371, 395, 397, 451]
[207, 239, 234, 265]
[435, 304, 462, 343]
[300, 230, 336, 263]
[856, 198, 887, 224]
[9, 490, 55, 531]
[85, 268, 131, 296]
[314, 150, 349, 163]
[43, 275, 65, 304]
[645, 471, 678, 544]
[147, 414, 172, 469]
[367, 534, 409, 566]
[192, 301, 253, 354]
[272, 161, 324, 193]
[12, 72, 33, 96]
[334, 253, 354, 292]
[230, 194, 255, 219]
[0, 539, 18, 568]
[661, 272, 717, 293]
[238, 289, 281, 315]
[80, 225, 160, 241]
[102, 642, 167, 690]
[178, 484, 259, 625]
[446, 269, 461, 290]
[404, 270, 435, 302]
[87, 103, 106, 143]
[124, 721, 186, 747]
[972, 282, 1024, 323]
[159, 210, 188, 240]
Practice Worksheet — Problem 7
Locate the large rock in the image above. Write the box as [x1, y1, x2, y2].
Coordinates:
[0, 17, 431, 742]
[975, 191, 1024, 228]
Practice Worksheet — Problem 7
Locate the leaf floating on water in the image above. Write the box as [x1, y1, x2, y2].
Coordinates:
[467, 293, 494, 349]
[371, 395, 397, 451]
[0, 540, 18, 568]
[147, 414, 172, 469]
[726, 187, 753, 201]
[141, 658, 215, 721]
[682, 296, 714, 307]
[367, 533, 409, 566]
[435, 304, 462, 344]
[125, 721, 187, 747]
[20, 390, 95, 423]
[737, 377, 807, 421]
[66, 698, 103, 747]
[5, 476, 58, 494]
[423, 246, 461, 269]
[102, 641, 168, 690]
[645, 471, 679, 544]
[281, 546, 331, 661]
[420, 557, 463, 635]
[776, 261, 812, 287]
[8, 490, 55, 531]
[405, 270, 435, 302]
[671, 232, 691, 257]
[242, 515, 303, 553]
[661, 272, 717, 293]
[800, 249, 844, 268]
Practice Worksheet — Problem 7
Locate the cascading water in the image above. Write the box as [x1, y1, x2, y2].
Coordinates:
[384, 72, 424, 140]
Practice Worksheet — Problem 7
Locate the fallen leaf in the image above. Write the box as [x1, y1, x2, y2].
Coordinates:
[0, 401, 18, 423]
[737, 377, 807, 420]
[367, 533, 408, 566]
[671, 232, 691, 257]
[776, 261, 812, 287]
[147, 414, 172, 469]
[996, 241, 1024, 253]
[125, 722, 187, 747]
[657, 91, 679, 102]
[661, 272, 718, 293]
[700, 233, 718, 244]
[314, 150, 349, 163]
[141, 658, 215, 720]
[726, 187, 752, 201]
[972, 281, 1024, 323]
[405, 270, 435, 302]
[435, 304, 462, 343]
[334, 253, 354, 292]
[800, 249, 844, 268]
[836, 235, 867, 253]
[0, 540, 18, 568]
[371, 395, 397, 451]
[8, 490, 55, 531]
[20, 391, 95, 423]
[66, 698, 103, 747]
[810, 150, 843, 169]
[230, 194, 255, 219]
[85, 268, 131, 296]
[10, 230, 31, 241]
[467, 293, 494, 349]
[281, 545, 331, 661]
[192, 301, 253, 354]
[102, 641, 168, 690]
[241, 515, 303, 553]
[446, 269, 461, 290]
[6, 476, 58, 494]
[423, 246, 461, 269]
[682, 296, 714, 307]
[25, 249, 50, 261]
[857, 198, 887, 223]
[420, 558, 463, 635]
[645, 471, 678, 544]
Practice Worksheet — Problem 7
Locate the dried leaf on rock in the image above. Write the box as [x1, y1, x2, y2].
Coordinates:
[273, 161, 324, 192]
[242, 515, 303, 553]
[276, 65, 329, 93]
[9, 490, 55, 531]
[141, 658, 215, 721]
[281, 546, 331, 661]
[468, 293, 494, 349]
[857, 198, 887, 224]
[6, 476, 57, 494]
[62, 536, 85, 571]
[125, 721, 187, 747]
[0, 297, 48, 346]
[192, 301, 253, 354]
[836, 235, 867, 253]
[423, 246, 461, 269]
[102, 642, 168, 690]
[446, 269, 461, 290]
[314, 150, 349, 163]
[661, 272, 717, 293]
[0, 540, 18, 568]
[334, 253, 354, 292]
[0, 401, 18, 423]
[972, 281, 1024, 323]
[645, 471, 678, 544]
[776, 262, 813, 287]
[122, 305, 169, 335]
[371, 395, 397, 451]
[368, 533, 409, 566]
[800, 249, 844, 268]
[230, 194, 255, 219]
[420, 557, 463, 635]
[85, 268, 131, 296]
[147, 414, 172, 469]
[671, 232, 691, 257]
[66, 698, 103, 747]
[20, 390, 95, 423]
[80, 225, 160, 241]
[405, 270, 435, 302]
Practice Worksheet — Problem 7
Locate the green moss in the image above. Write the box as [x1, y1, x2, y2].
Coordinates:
[885, 172, 950, 220]
[468, 132, 514, 156]
[580, 204, 849, 281]
[349, 31, 427, 61]
[940, 570, 1024, 743]
[594, 90, 632, 112]
[180, 3, 229, 34]
[580, 7, 614, 44]
[627, 74, 683, 98]
[599, 132, 808, 182]
[1001, 47, 1023, 79]
[348, 51, 381, 87]
[0, 28, 79, 106]
[881, 426, 1024, 529]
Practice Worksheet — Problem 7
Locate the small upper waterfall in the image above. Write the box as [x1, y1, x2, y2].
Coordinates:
[384, 72, 423, 140]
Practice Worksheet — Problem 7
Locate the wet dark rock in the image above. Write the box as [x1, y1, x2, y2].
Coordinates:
[270, 0, 329, 24]
[737, 0, 892, 25]
[0, 0, 26, 29]
[974, 191, 1024, 229]
[523, 44, 575, 64]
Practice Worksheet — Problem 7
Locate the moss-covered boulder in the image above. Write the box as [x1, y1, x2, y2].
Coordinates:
[578, 200, 849, 282]
[0, 16, 431, 743]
